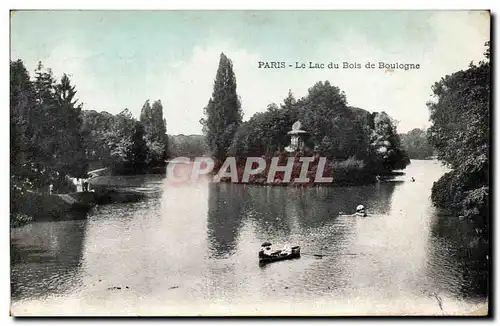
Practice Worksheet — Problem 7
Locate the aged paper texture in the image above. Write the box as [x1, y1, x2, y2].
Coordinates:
[10, 10, 490, 316]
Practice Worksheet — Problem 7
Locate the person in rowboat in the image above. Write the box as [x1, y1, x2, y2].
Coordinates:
[260, 244, 274, 257]
[338, 205, 367, 217]
[355, 205, 367, 217]
[280, 244, 292, 256]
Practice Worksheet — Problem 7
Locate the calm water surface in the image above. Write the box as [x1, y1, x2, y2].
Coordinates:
[10, 160, 488, 315]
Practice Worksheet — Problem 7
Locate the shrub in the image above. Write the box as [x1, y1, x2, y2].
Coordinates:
[10, 212, 32, 228]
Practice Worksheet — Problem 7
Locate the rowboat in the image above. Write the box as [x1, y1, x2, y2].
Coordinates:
[259, 245, 301, 265]
[355, 205, 367, 217]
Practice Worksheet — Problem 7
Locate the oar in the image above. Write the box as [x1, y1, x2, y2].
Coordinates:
[301, 252, 358, 258]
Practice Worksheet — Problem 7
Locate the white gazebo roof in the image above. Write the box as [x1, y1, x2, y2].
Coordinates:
[287, 120, 308, 135]
[287, 130, 308, 135]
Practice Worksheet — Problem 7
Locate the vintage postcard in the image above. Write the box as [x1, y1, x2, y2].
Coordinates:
[10, 10, 490, 316]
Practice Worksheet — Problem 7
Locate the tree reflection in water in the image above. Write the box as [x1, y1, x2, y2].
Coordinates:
[427, 212, 489, 299]
[206, 183, 247, 259]
[11, 220, 88, 301]
[206, 182, 401, 258]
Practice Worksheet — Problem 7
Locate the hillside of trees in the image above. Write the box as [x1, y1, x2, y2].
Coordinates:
[400, 128, 435, 160]
[428, 42, 490, 231]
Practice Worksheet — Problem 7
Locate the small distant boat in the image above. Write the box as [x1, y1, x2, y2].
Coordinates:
[355, 205, 367, 217]
[259, 245, 301, 265]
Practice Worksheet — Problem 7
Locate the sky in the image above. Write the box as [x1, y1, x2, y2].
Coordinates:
[10, 10, 490, 135]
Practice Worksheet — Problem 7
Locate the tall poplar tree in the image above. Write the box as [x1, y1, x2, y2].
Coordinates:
[201, 53, 243, 163]
[140, 99, 169, 165]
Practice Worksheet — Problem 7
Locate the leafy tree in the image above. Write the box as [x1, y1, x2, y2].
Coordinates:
[428, 64, 490, 172]
[10, 60, 37, 213]
[53, 74, 88, 178]
[105, 109, 137, 165]
[428, 42, 490, 226]
[297, 81, 372, 160]
[150, 100, 167, 140]
[201, 53, 243, 164]
[140, 100, 152, 125]
[298, 81, 348, 157]
[150, 100, 169, 163]
[229, 104, 282, 157]
[229, 91, 301, 158]
[82, 108, 154, 174]
[81, 109, 115, 168]
[126, 121, 149, 172]
[276, 90, 300, 149]
[140, 99, 169, 166]
[30, 62, 59, 185]
[168, 134, 208, 158]
[369, 112, 410, 170]
[400, 128, 434, 159]
[11, 60, 90, 214]
[13, 62, 88, 186]
[10, 60, 36, 178]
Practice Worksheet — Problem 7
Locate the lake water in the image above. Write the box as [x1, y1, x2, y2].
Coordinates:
[10, 160, 489, 316]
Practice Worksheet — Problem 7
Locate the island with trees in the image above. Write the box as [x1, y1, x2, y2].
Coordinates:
[200, 53, 410, 186]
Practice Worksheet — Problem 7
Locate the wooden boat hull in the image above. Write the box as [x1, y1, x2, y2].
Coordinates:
[259, 246, 301, 265]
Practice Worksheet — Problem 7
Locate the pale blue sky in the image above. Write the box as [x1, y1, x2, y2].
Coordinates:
[11, 10, 490, 134]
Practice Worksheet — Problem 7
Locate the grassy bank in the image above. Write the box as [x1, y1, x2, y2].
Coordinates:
[10, 188, 147, 226]
[10, 213, 33, 228]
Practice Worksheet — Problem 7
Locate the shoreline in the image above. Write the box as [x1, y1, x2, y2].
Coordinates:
[10, 188, 147, 227]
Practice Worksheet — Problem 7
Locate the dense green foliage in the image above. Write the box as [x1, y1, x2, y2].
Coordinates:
[229, 91, 299, 157]
[428, 42, 490, 228]
[227, 79, 409, 177]
[10, 213, 33, 228]
[201, 53, 243, 164]
[11, 61, 88, 184]
[400, 128, 435, 159]
[369, 111, 410, 171]
[168, 134, 208, 158]
[81, 105, 168, 174]
[10, 60, 171, 218]
[11, 60, 88, 214]
[140, 100, 169, 167]
[299, 82, 369, 160]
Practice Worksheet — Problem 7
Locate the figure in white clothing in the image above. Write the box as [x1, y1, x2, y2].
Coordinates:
[281, 244, 292, 255]
[260, 242, 274, 257]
